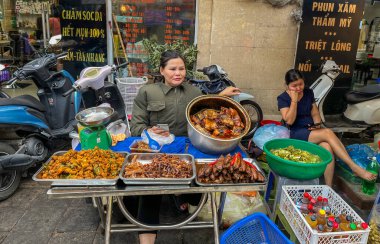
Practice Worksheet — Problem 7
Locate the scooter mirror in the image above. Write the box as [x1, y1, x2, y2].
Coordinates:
[0, 64, 5, 71]
[49, 35, 62, 45]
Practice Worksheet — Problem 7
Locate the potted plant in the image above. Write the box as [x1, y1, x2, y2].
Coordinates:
[142, 38, 204, 79]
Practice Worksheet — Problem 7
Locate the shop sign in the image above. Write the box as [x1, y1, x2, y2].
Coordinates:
[60, 0, 107, 78]
[295, 0, 365, 113]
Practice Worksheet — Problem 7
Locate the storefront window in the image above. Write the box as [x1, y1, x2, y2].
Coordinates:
[111, 0, 197, 77]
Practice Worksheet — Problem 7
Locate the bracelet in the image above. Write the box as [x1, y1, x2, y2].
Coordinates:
[291, 100, 297, 103]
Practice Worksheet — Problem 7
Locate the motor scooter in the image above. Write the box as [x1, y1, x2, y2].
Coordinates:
[189, 64, 263, 139]
[310, 60, 380, 134]
[0, 37, 128, 200]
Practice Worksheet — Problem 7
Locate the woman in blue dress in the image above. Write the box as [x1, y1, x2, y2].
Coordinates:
[277, 69, 376, 186]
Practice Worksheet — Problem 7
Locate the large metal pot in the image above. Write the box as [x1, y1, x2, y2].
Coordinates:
[186, 95, 251, 154]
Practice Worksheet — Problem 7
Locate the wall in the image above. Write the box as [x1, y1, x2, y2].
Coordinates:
[196, 0, 299, 119]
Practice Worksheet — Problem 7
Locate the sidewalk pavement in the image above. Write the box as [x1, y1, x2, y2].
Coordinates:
[0, 178, 214, 244]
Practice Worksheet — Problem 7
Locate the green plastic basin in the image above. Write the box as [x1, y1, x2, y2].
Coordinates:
[263, 138, 333, 180]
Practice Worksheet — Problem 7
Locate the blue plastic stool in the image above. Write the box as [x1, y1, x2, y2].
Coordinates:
[220, 212, 293, 244]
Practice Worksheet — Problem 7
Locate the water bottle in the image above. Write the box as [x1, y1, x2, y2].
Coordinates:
[362, 157, 379, 195]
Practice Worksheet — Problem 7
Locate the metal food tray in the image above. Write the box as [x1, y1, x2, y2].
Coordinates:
[195, 158, 267, 186]
[32, 150, 128, 186]
[120, 153, 196, 185]
[129, 139, 162, 153]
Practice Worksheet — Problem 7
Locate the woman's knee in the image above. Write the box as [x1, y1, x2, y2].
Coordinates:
[319, 142, 335, 161]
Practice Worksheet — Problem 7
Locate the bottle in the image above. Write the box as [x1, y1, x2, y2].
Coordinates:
[355, 222, 368, 230]
[297, 192, 311, 213]
[322, 198, 331, 215]
[332, 222, 340, 232]
[315, 196, 323, 208]
[305, 214, 318, 229]
[350, 223, 357, 231]
[335, 216, 341, 225]
[362, 157, 379, 195]
[339, 213, 347, 223]
[317, 224, 325, 233]
[340, 222, 351, 231]
[316, 209, 326, 225]
[307, 203, 321, 213]
[325, 220, 334, 232]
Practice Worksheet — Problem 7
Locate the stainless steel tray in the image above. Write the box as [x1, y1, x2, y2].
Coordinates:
[120, 153, 196, 185]
[32, 150, 128, 186]
[195, 158, 267, 186]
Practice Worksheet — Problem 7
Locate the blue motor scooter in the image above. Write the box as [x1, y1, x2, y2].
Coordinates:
[0, 51, 81, 200]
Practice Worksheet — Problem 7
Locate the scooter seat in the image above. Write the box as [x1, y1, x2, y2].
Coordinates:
[345, 91, 380, 104]
[0, 95, 45, 112]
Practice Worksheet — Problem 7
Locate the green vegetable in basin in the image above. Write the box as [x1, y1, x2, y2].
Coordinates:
[263, 139, 332, 180]
[270, 146, 322, 163]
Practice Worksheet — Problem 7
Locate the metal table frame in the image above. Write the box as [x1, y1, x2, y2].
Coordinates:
[47, 184, 266, 244]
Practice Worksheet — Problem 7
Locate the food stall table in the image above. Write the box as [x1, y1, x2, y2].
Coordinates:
[47, 183, 266, 244]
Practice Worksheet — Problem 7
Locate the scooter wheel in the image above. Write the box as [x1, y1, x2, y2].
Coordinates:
[240, 100, 263, 139]
[0, 143, 21, 201]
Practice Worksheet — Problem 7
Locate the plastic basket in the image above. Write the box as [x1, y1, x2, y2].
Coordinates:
[116, 77, 148, 115]
[280, 185, 370, 244]
[221, 212, 292, 244]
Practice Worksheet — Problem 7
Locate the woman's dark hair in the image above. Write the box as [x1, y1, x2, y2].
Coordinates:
[160, 50, 185, 69]
[285, 69, 304, 85]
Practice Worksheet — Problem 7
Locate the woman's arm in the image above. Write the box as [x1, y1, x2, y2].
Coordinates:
[310, 103, 322, 128]
[130, 90, 149, 136]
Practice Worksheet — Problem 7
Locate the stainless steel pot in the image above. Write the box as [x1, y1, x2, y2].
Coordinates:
[186, 95, 251, 154]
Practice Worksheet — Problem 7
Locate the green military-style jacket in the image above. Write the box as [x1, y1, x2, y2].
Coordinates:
[130, 82, 203, 136]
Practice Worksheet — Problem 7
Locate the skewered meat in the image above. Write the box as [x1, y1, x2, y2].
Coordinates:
[191, 107, 244, 139]
[197, 152, 265, 184]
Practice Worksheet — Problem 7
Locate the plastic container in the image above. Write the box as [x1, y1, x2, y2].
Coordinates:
[116, 77, 148, 115]
[129, 139, 162, 153]
[280, 185, 370, 244]
[263, 139, 332, 180]
[220, 212, 292, 244]
[260, 119, 282, 126]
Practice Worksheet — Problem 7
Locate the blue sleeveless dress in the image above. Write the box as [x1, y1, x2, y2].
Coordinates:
[277, 88, 315, 141]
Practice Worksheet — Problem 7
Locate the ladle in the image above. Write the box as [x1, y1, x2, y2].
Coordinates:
[143, 129, 160, 150]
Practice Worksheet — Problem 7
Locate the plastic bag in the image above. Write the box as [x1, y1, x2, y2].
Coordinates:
[253, 124, 290, 150]
[345, 144, 376, 170]
[189, 192, 267, 228]
[141, 130, 175, 146]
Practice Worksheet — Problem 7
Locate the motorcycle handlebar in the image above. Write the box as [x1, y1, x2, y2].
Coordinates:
[56, 52, 68, 59]
[4, 76, 18, 86]
[116, 62, 129, 69]
[62, 88, 75, 97]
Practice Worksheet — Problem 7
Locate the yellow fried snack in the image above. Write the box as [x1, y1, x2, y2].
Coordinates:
[38, 148, 125, 179]
[111, 133, 126, 146]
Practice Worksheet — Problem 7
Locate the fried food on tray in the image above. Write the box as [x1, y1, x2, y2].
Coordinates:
[131, 141, 151, 150]
[123, 154, 192, 178]
[197, 152, 265, 184]
[38, 148, 125, 179]
[190, 107, 244, 139]
[111, 133, 126, 146]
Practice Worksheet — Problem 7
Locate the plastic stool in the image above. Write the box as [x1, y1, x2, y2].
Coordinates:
[265, 170, 319, 217]
[272, 205, 298, 243]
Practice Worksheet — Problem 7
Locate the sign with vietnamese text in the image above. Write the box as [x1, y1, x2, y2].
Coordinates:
[60, 0, 106, 78]
[295, 0, 365, 113]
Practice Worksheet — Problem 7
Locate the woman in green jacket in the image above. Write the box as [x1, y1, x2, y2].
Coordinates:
[130, 50, 239, 244]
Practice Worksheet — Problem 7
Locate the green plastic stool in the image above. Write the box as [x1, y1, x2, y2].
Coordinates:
[271, 205, 298, 243]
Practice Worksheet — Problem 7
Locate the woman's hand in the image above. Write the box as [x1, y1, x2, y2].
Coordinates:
[287, 89, 299, 103]
[148, 126, 170, 137]
[219, 86, 241, 96]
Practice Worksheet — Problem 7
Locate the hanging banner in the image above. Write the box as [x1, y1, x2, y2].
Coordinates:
[60, 0, 106, 78]
[295, 0, 365, 113]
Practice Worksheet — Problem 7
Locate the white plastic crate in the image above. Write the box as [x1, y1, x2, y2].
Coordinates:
[116, 77, 148, 115]
[280, 185, 370, 244]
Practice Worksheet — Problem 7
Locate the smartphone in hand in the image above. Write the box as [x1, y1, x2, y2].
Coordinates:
[157, 124, 169, 131]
